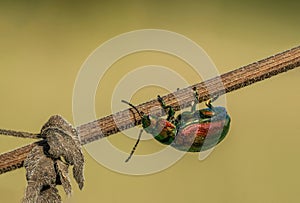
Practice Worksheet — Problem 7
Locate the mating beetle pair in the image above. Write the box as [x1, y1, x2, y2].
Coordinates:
[122, 87, 231, 162]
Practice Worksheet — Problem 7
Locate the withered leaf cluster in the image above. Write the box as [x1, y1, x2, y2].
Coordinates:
[22, 115, 84, 203]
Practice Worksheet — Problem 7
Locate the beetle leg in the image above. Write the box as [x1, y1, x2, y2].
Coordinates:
[205, 100, 213, 109]
[191, 87, 199, 112]
[205, 96, 219, 109]
[157, 95, 175, 122]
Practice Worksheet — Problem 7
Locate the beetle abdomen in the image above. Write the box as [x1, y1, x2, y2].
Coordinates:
[172, 117, 230, 152]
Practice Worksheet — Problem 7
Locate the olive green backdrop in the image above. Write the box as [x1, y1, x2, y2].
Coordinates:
[0, 1, 300, 203]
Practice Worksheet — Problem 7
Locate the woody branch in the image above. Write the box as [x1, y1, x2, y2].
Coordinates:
[1, 45, 300, 174]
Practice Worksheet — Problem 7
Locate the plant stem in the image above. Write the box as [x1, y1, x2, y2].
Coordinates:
[1, 45, 300, 174]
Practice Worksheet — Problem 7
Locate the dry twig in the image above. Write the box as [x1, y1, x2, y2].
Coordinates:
[1, 45, 300, 175]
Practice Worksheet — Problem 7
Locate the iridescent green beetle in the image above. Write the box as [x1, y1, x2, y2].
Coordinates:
[122, 87, 231, 162]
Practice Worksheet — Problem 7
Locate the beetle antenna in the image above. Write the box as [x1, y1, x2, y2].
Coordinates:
[121, 100, 143, 117]
[125, 129, 143, 162]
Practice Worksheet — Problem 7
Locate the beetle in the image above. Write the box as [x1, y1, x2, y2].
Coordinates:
[122, 87, 231, 162]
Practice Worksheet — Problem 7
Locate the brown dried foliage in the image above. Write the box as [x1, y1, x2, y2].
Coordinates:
[0, 115, 85, 203]
[1, 46, 300, 175]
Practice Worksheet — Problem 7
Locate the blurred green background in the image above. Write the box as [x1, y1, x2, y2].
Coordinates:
[0, 1, 300, 202]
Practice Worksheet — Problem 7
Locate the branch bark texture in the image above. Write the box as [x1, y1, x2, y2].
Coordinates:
[1, 45, 300, 174]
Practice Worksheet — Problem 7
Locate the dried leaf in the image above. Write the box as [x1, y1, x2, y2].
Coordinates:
[55, 160, 72, 196]
[23, 145, 56, 203]
[22, 115, 85, 202]
[36, 186, 61, 203]
[41, 115, 85, 189]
